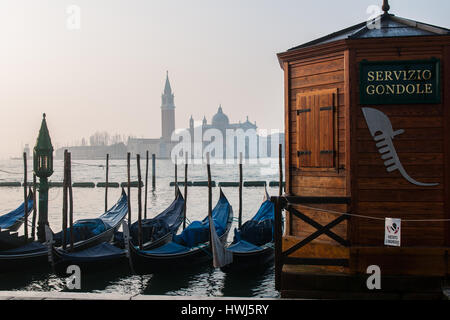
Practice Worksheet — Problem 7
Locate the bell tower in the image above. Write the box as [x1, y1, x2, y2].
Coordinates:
[161, 71, 175, 142]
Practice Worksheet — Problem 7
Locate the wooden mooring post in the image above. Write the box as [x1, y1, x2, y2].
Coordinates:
[174, 155, 178, 197]
[105, 153, 109, 212]
[136, 154, 143, 250]
[127, 152, 131, 226]
[206, 153, 212, 225]
[238, 152, 243, 228]
[31, 174, 37, 240]
[23, 152, 28, 241]
[144, 151, 149, 219]
[68, 152, 74, 251]
[152, 153, 156, 190]
[62, 150, 68, 250]
[279, 144, 283, 197]
[183, 152, 188, 230]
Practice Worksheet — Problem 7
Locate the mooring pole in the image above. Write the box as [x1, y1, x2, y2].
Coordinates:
[144, 150, 149, 219]
[105, 153, 109, 212]
[62, 150, 68, 250]
[23, 152, 28, 241]
[279, 144, 283, 197]
[31, 174, 37, 240]
[206, 153, 212, 247]
[239, 152, 243, 228]
[127, 152, 131, 227]
[174, 155, 178, 197]
[152, 153, 156, 190]
[206, 152, 212, 215]
[183, 152, 188, 230]
[136, 154, 143, 250]
[68, 152, 74, 251]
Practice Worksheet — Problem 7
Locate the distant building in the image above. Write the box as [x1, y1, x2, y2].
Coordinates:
[187, 106, 257, 159]
[55, 73, 177, 160]
[185, 106, 284, 159]
[55, 143, 127, 160]
[126, 72, 177, 158]
[54, 72, 283, 160]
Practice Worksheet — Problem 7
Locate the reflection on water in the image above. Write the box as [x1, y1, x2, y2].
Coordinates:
[0, 263, 278, 298]
[0, 159, 280, 298]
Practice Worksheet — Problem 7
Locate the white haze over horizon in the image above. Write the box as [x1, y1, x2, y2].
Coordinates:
[0, 0, 448, 159]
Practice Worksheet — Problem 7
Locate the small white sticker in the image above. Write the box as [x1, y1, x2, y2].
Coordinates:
[384, 218, 401, 247]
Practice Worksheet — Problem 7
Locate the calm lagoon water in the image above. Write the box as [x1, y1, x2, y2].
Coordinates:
[0, 158, 281, 298]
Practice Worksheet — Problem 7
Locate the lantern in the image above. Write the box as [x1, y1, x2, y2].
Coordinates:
[33, 113, 54, 178]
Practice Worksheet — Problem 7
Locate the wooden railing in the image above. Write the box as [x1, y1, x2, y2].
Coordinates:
[271, 195, 352, 291]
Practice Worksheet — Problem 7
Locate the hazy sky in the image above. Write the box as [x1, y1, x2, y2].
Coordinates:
[0, 0, 448, 158]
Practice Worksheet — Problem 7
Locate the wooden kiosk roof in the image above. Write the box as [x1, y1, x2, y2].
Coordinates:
[288, 13, 450, 52]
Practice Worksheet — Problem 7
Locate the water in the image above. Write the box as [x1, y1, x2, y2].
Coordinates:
[0, 158, 281, 298]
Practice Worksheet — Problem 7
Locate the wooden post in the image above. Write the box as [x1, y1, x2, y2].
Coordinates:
[68, 152, 74, 251]
[136, 154, 143, 250]
[207, 153, 212, 212]
[174, 155, 178, 197]
[206, 152, 212, 225]
[206, 153, 213, 252]
[31, 174, 37, 240]
[279, 144, 283, 197]
[152, 153, 156, 190]
[62, 150, 68, 250]
[144, 150, 149, 219]
[274, 196, 282, 291]
[183, 152, 188, 230]
[238, 152, 243, 228]
[23, 152, 28, 241]
[105, 153, 109, 212]
[127, 152, 131, 226]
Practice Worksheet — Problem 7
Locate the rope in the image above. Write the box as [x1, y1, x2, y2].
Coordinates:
[71, 161, 127, 168]
[285, 200, 450, 222]
[0, 169, 23, 175]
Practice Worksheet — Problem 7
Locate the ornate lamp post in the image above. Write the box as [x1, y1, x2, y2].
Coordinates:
[33, 113, 54, 242]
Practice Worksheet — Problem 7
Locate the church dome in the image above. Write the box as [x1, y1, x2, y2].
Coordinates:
[212, 105, 229, 127]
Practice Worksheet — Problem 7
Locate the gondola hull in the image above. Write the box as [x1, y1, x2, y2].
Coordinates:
[0, 229, 119, 273]
[52, 247, 128, 275]
[129, 243, 214, 274]
[52, 231, 173, 275]
[126, 189, 233, 275]
[0, 246, 49, 273]
[220, 246, 274, 273]
[0, 191, 128, 273]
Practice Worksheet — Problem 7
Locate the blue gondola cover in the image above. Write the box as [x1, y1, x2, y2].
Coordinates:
[173, 194, 230, 248]
[227, 240, 262, 253]
[232, 200, 274, 246]
[0, 198, 33, 230]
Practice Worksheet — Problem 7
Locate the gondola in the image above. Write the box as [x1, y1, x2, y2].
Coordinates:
[50, 189, 185, 274]
[220, 188, 275, 272]
[0, 189, 34, 250]
[0, 189, 33, 232]
[0, 189, 128, 273]
[128, 188, 233, 274]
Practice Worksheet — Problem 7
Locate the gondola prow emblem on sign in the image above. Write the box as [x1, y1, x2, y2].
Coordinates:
[362, 107, 439, 187]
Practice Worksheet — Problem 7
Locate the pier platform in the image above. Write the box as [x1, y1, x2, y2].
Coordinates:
[0, 291, 277, 300]
[281, 265, 449, 300]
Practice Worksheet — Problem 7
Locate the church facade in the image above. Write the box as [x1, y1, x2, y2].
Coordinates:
[185, 106, 282, 160]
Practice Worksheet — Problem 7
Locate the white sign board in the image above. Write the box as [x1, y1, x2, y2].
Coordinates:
[384, 218, 401, 247]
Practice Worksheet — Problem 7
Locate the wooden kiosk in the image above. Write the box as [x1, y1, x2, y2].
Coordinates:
[274, 1, 450, 298]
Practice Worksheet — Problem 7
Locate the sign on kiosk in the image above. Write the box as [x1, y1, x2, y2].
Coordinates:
[360, 59, 441, 105]
[385, 218, 401, 247]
